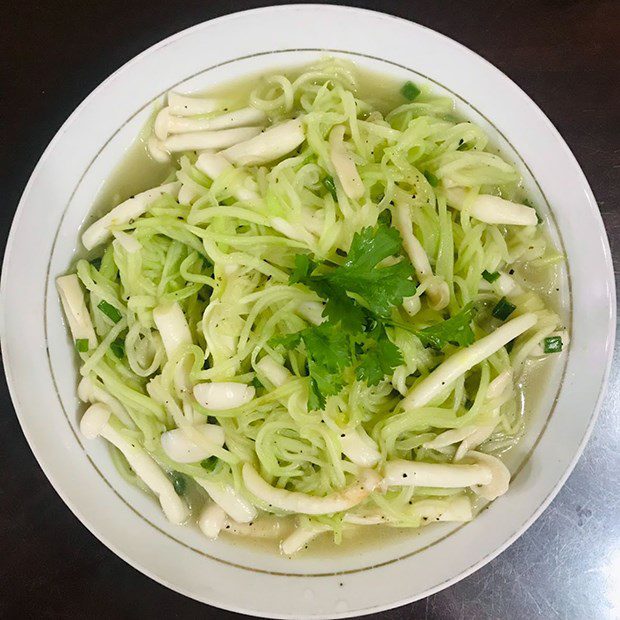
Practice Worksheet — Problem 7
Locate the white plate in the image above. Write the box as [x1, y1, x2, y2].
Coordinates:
[1, 5, 615, 618]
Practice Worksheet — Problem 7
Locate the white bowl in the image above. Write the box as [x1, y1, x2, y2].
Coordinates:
[1, 5, 615, 618]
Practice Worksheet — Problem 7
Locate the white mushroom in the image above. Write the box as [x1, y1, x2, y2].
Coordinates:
[82, 182, 181, 250]
[254, 356, 292, 388]
[423, 426, 481, 451]
[80, 403, 189, 524]
[167, 92, 223, 116]
[177, 183, 201, 205]
[221, 119, 305, 166]
[154, 107, 170, 141]
[402, 294, 422, 317]
[453, 426, 496, 462]
[343, 512, 385, 525]
[225, 515, 287, 538]
[160, 424, 225, 463]
[411, 495, 473, 522]
[193, 382, 255, 410]
[328, 125, 364, 200]
[163, 107, 267, 135]
[196, 478, 257, 523]
[382, 459, 492, 488]
[195, 152, 258, 201]
[270, 217, 316, 245]
[493, 272, 524, 296]
[242, 463, 381, 515]
[445, 187, 538, 226]
[56, 274, 97, 348]
[340, 428, 381, 467]
[147, 136, 172, 164]
[401, 313, 537, 410]
[78, 376, 134, 428]
[424, 371, 512, 459]
[394, 202, 449, 310]
[152, 302, 192, 360]
[112, 230, 142, 253]
[198, 503, 228, 538]
[486, 369, 513, 400]
[164, 126, 262, 153]
[467, 450, 511, 501]
[280, 524, 330, 555]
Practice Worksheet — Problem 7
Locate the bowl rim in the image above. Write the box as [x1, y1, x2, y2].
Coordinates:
[1, 5, 616, 618]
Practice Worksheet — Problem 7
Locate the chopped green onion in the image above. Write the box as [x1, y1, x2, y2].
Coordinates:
[251, 376, 263, 390]
[200, 456, 218, 472]
[110, 338, 125, 358]
[323, 176, 338, 200]
[543, 335, 563, 353]
[423, 171, 439, 187]
[171, 472, 186, 495]
[401, 81, 421, 101]
[97, 300, 122, 323]
[482, 270, 500, 283]
[492, 297, 516, 321]
[75, 338, 89, 353]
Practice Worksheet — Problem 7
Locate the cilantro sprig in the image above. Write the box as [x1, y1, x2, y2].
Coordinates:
[277, 223, 476, 410]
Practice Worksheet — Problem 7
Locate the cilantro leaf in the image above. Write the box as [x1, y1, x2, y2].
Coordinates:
[355, 327, 403, 386]
[416, 303, 476, 350]
[290, 254, 317, 284]
[269, 332, 302, 349]
[274, 323, 352, 411]
[325, 225, 416, 316]
[290, 254, 365, 332]
[284, 223, 417, 409]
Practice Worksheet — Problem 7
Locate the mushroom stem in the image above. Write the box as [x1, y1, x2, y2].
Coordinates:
[328, 125, 364, 199]
[82, 182, 181, 250]
[196, 478, 257, 523]
[198, 503, 227, 538]
[152, 301, 192, 360]
[195, 152, 258, 202]
[80, 404, 189, 524]
[167, 107, 267, 134]
[446, 187, 538, 226]
[242, 463, 380, 515]
[221, 119, 305, 166]
[402, 313, 537, 410]
[167, 92, 223, 116]
[383, 459, 492, 488]
[56, 274, 97, 348]
[193, 382, 255, 410]
[280, 524, 330, 555]
[164, 126, 262, 153]
[394, 202, 449, 310]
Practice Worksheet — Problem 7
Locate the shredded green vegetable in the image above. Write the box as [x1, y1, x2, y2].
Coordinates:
[58, 59, 566, 554]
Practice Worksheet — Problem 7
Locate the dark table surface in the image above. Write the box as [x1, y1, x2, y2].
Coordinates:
[2, 1, 619, 618]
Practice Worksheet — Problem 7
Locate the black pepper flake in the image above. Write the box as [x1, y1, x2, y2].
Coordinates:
[402, 473, 408, 478]
[340, 433, 345, 438]
[509, 268, 515, 275]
